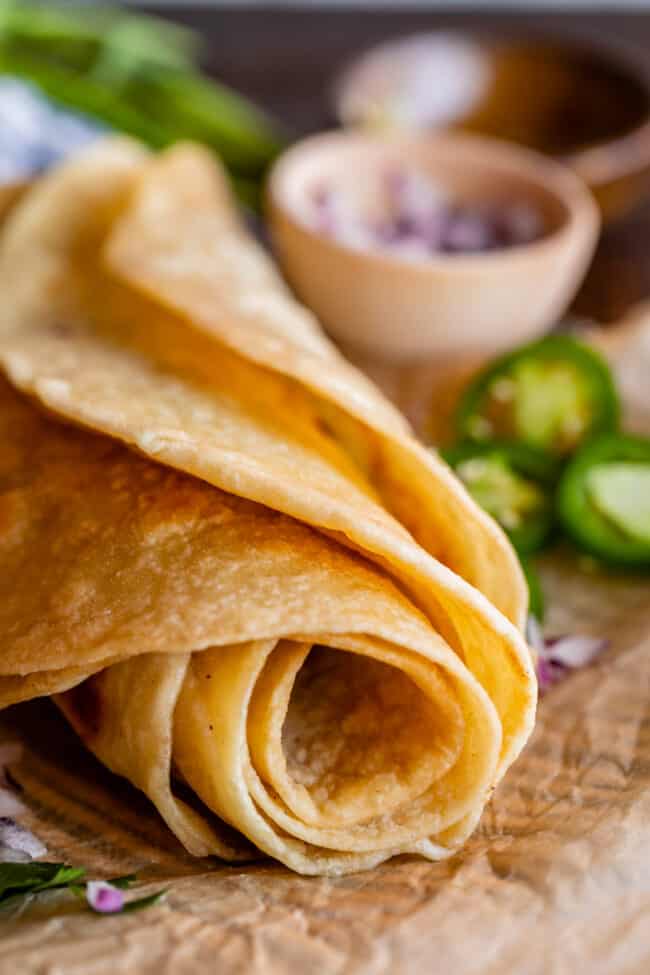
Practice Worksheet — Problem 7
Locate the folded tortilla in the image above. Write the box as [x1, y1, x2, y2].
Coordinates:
[2, 377, 505, 873]
[0, 139, 526, 623]
[0, 139, 536, 874]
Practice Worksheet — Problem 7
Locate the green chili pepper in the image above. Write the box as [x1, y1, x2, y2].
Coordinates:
[0, 1, 284, 195]
[0, 1, 197, 74]
[124, 67, 283, 176]
[557, 433, 650, 569]
[0, 0, 106, 72]
[455, 335, 620, 456]
[0, 48, 174, 146]
[442, 441, 557, 555]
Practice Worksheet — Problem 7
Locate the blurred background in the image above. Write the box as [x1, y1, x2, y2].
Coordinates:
[121, 2, 650, 324]
[126, 1, 650, 7]
[1, 0, 649, 589]
[2, 0, 650, 326]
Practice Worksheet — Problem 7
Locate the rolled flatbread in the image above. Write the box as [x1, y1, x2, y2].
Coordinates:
[1, 378, 509, 874]
[0, 139, 536, 874]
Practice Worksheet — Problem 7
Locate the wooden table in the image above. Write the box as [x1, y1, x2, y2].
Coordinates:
[4, 13, 650, 973]
[144, 5, 650, 326]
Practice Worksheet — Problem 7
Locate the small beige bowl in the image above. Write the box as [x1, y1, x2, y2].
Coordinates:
[267, 131, 600, 362]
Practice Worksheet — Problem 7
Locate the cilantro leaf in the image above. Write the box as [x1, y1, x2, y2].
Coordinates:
[0, 862, 85, 902]
[105, 874, 137, 890]
[121, 889, 167, 913]
[0, 861, 165, 916]
[32, 866, 86, 892]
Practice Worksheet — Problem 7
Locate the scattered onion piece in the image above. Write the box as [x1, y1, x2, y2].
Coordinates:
[0, 743, 47, 860]
[527, 615, 609, 693]
[0, 816, 47, 862]
[86, 880, 125, 914]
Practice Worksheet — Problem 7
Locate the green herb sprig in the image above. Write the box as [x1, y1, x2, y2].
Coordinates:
[0, 861, 166, 916]
[0, 0, 284, 204]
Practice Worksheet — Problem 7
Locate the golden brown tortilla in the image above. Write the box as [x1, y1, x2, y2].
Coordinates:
[105, 141, 528, 629]
[0, 140, 536, 874]
[0, 378, 515, 874]
[0, 139, 533, 765]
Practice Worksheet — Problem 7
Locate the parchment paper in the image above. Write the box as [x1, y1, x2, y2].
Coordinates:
[1, 313, 650, 975]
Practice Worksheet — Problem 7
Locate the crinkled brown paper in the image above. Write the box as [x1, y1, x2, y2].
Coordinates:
[1, 310, 650, 975]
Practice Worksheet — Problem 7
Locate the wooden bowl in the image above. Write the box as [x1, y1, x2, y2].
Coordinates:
[335, 32, 650, 222]
[267, 130, 600, 363]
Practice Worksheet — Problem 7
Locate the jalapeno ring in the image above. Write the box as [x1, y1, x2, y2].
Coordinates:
[557, 433, 650, 569]
[455, 334, 620, 456]
[442, 441, 557, 555]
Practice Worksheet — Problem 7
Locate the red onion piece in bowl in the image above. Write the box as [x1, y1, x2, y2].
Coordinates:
[307, 166, 543, 261]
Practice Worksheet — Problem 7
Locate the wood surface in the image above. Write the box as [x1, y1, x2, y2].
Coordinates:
[2, 9, 650, 973]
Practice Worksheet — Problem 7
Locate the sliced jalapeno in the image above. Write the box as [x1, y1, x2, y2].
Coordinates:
[558, 433, 650, 569]
[442, 441, 557, 555]
[455, 335, 620, 456]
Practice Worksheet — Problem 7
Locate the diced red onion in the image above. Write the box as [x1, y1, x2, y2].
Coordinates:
[307, 167, 542, 260]
[0, 816, 47, 860]
[526, 614, 545, 656]
[0, 744, 47, 858]
[86, 880, 125, 914]
[536, 657, 564, 694]
[544, 634, 610, 669]
[527, 615, 609, 694]
[441, 210, 497, 253]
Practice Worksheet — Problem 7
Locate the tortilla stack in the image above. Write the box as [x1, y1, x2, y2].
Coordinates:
[0, 140, 536, 874]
